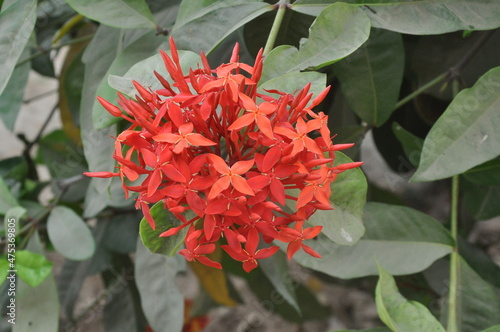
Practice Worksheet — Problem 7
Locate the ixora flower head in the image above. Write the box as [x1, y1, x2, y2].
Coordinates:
[85, 37, 362, 272]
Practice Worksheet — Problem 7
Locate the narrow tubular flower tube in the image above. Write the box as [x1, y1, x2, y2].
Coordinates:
[85, 37, 362, 272]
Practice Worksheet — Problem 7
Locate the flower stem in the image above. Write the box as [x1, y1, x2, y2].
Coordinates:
[263, 0, 289, 57]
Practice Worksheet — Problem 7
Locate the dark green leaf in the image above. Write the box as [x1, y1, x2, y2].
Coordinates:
[0, 0, 36, 95]
[0, 258, 8, 285]
[135, 240, 186, 332]
[412, 67, 500, 182]
[480, 326, 500, 332]
[262, 3, 370, 82]
[333, 29, 404, 126]
[171, 0, 272, 54]
[104, 213, 139, 254]
[459, 238, 500, 289]
[259, 250, 300, 313]
[292, 0, 500, 34]
[308, 152, 367, 245]
[463, 180, 500, 221]
[287, 203, 453, 278]
[14, 231, 59, 332]
[376, 265, 445, 332]
[47, 206, 95, 260]
[139, 202, 190, 256]
[332, 328, 391, 332]
[463, 159, 500, 186]
[65, 0, 155, 29]
[392, 122, 424, 167]
[15, 250, 53, 288]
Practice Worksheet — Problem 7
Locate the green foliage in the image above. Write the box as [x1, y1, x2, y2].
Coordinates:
[1, 0, 499, 330]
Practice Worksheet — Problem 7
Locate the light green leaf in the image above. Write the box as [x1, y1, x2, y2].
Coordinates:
[262, 2, 370, 82]
[0, 45, 30, 131]
[135, 239, 186, 332]
[480, 326, 500, 332]
[0, 0, 36, 95]
[0, 175, 18, 215]
[392, 122, 424, 167]
[292, 0, 500, 34]
[258, 71, 326, 99]
[0, 258, 9, 285]
[332, 328, 392, 332]
[287, 203, 453, 278]
[65, 0, 155, 29]
[14, 231, 59, 332]
[47, 206, 95, 260]
[412, 67, 500, 182]
[171, 0, 272, 53]
[108, 49, 200, 98]
[139, 202, 190, 256]
[308, 152, 366, 245]
[376, 265, 445, 332]
[259, 250, 300, 313]
[333, 29, 404, 126]
[16, 250, 53, 287]
[4, 206, 25, 234]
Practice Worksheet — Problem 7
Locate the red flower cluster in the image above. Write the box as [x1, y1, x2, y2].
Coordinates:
[85, 38, 362, 272]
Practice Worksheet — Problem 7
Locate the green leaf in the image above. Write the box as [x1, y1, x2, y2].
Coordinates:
[0, 0, 36, 95]
[135, 239, 186, 332]
[139, 202, 190, 256]
[259, 249, 300, 313]
[14, 231, 59, 332]
[0, 175, 18, 214]
[308, 152, 367, 245]
[104, 213, 139, 254]
[376, 265, 445, 332]
[0, 45, 30, 131]
[258, 71, 326, 99]
[4, 206, 25, 233]
[15, 250, 53, 287]
[261, 2, 370, 82]
[463, 180, 500, 221]
[463, 159, 500, 186]
[392, 122, 424, 167]
[412, 67, 500, 182]
[480, 326, 500, 332]
[47, 206, 95, 260]
[171, 0, 272, 54]
[65, 0, 155, 29]
[287, 203, 453, 278]
[292, 0, 500, 34]
[333, 29, 404, 126]
[108, 50, 201, 97]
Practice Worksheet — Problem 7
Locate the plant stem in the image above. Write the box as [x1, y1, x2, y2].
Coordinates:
[263, 0, 289, 57]
[447, 175, 460, 332]
[446, 79, 461, 332]
[393, 72, 447, 110]
[16, 34, 94, 68]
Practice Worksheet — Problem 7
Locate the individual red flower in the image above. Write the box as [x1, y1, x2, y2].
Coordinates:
[85, 37, 362, 272]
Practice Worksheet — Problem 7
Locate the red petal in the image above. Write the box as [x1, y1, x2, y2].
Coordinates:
[228, 113, 254, 131]
[196, 256, 222, 269]
[221, 245, 247, 261]
[161, 164, 187, 183]
[302, 225, 323, 239]
[207, 176, 231, 200]
[287, 240, 302, 260]
[270, 178, 286, 205]
[302, 244, 322, 258]
[186, 133, 217, 146]
[83, 171, 119, 178]
[242, 260, 258, 273]
[262, 146, 281, 172]
[141, 148, 158, 167]
[147, 169, 162, 197]
[296, 186, 314, 209]
[231, 159, 254, 175]
[245, 228, 259, 255]
[256, 114, 274, 139]
[247, 175, 270, 189]
[231, 176, 254, 196]
[153, 133, 180, 143]
[209, 154, 230, 174]
[254, 246, 280, 260]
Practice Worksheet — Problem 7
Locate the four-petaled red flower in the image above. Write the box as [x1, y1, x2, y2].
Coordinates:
[85, 37, 362, 272]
